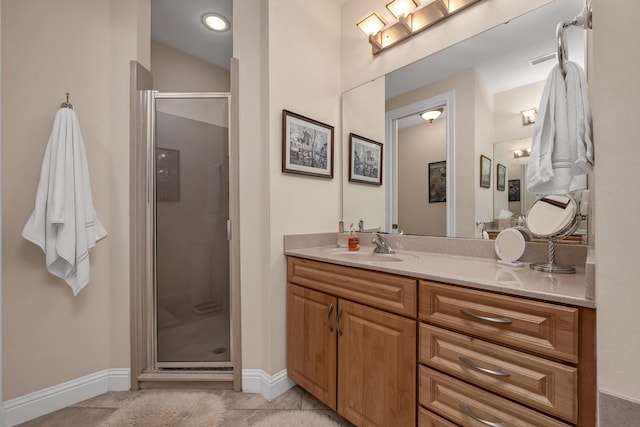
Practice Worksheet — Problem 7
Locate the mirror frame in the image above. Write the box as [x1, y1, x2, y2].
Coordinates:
[385, 91, 456, 236]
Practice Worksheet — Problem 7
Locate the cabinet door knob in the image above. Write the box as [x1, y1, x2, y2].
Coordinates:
[326, 303, 334, 333]
[459, 403, 508, 427]
[459, 356, 510, 377]
[336, 306, 343, 336]
[461, 308, 512, 324]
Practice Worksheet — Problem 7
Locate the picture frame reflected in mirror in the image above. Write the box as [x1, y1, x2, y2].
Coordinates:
[349, 133, 383, 185]
[480, 155, 491, 188]
[428, 160, 446, 203]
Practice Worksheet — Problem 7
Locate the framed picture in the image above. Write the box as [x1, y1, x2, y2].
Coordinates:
[282, 109, 334, 178]
[156, 147, 180, 202]
[428, 161, 446, 203]
[480, 155, 491, 188]
[349, 133, 383, 185]
[496, 163, 506, 191]
[508, 179, 521, 202]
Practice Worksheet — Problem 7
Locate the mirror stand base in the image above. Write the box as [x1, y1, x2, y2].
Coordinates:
[530, 262, 576, 274]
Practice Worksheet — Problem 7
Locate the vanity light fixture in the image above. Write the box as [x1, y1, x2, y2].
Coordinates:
[421, 108, 444, 123]
[202, 13, 230, 32]
[356, 0, 483, 55]
[513, 148, 531, 159]
[521, 108, 537, 125]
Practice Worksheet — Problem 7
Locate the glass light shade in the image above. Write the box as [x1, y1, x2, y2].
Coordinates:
[521, 108, 537, 125]
[356, 13, 386, 36]
[386, 0, 419, 19]
[421, 108, 443, 123]
[202, 13, 229, 32]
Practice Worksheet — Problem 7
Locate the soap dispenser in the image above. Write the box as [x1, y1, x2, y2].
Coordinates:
[348, 224, 360, 251]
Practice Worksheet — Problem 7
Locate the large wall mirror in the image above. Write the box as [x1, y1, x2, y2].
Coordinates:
[342, 0, 586, 240]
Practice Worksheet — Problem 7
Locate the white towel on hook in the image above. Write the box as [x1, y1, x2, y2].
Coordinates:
[527, 61, 593, 195]
[22, 108, 107, 295]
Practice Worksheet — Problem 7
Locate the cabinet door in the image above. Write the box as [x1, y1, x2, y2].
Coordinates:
[287, 283, 337, 409]
[338, 299, 416, 426]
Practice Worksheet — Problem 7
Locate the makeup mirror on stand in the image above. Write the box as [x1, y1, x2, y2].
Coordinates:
[525, 194, 582, 273]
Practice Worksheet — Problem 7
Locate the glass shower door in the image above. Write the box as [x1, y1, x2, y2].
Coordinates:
[153, 95, 231, 367]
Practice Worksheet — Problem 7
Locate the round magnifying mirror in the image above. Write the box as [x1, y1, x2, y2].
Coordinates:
[526, 195, 578, 238]
[525, 194, 581, 274]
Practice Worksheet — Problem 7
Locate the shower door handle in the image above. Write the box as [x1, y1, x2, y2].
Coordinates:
[227, 219, 232, 241]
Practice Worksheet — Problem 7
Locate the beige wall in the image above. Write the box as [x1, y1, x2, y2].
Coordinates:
[1, 0, 149, 399]
[342, 77, 386, 231]
[398, 120, 446, 236]
[592, 0, 640, 407]
[474, 72, 494, 231]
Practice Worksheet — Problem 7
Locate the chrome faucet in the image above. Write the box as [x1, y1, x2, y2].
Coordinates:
[372, 233, 395, 254]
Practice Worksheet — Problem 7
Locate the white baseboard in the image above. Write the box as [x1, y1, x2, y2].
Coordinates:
[242, 369, 295, 401]
[3, 368, 130, 427]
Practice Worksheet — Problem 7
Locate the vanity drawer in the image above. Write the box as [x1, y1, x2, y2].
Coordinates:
[418, 407, 458, 427]
[420, 323, 578, 423]
[419, 366, 572, 427]
[419, 281, 579, 362]
[288, 257, 417, 318]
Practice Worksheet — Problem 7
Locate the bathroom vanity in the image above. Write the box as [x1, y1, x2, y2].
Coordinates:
[285, 235, 595, 427]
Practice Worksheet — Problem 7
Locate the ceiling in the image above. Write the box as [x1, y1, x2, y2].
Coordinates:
[151, 0, 233, 70]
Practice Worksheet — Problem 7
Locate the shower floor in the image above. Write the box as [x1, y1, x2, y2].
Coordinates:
[157, 301, 230, 363]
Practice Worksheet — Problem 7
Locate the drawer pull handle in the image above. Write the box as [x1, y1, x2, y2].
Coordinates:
[326, 303, 334, 333]
[459, 403, 509, 427]
[336, 306, 343, 336]
[459, 356, 510, 377]
[461, 308, 512, 324]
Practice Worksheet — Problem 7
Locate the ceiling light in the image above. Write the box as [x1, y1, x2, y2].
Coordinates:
[521, 108, 537, 125]
[356, 12, 386, 36]
[385, 0, 418, 19]
[513, 148, 531, 158]
[421, 108, 444, 123]
[202, 13, 229, 32]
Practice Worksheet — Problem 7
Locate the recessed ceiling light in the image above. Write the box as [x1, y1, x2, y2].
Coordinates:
[202, 13, 229, 32]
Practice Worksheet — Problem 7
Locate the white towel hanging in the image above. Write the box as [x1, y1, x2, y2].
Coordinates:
[22, 107, 107, 295]
[527, 61, 593, 195]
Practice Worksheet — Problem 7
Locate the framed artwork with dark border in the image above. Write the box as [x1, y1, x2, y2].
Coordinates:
[509, 179, 521, 202]
[496, 163, 506, 191]
[428, 161, 446, 203]
[156, 147, 180, 202]
[480, 155, 491, 188]
[282, 109, 334, 178]
[349, 133, 383, 185]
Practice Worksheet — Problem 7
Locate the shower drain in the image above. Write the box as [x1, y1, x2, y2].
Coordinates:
[212, 347, 227, 355]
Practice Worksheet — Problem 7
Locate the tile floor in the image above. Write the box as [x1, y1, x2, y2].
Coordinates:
[17, 386, 355, 427]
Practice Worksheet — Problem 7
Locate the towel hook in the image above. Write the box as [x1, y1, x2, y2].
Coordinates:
[61, 92, 73, 110]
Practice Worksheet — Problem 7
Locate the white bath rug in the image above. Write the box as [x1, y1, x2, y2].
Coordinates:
[100, 391, 225, 427]
[252, 410, 343, 427]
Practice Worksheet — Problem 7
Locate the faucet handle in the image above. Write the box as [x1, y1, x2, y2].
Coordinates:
[375, 232, 387, 243]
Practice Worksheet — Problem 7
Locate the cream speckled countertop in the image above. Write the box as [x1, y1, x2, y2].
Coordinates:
[284, 233, 595, 309]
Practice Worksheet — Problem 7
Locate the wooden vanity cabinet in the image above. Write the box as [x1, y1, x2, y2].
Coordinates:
[287, 257, 417, 427]
[418, 280, 596, 427]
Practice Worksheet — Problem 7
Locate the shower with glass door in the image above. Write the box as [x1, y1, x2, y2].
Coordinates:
[135, 87, 240, 387]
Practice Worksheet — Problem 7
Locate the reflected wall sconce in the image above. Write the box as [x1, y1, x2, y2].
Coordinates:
[356, 0, 483, 55]
[521, 108, 537, 125]
[513, 148, 531, 159]
[420, 108, 444, 123]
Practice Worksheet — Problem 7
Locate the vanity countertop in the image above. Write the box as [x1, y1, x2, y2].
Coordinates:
[285, 243, 595, 309]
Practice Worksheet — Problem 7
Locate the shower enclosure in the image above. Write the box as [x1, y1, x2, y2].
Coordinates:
[153, 94, 231, 367]
[130, 61, 240, 389]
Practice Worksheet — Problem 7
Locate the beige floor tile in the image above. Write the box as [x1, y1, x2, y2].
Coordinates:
[264, 386, 302, 409]
[71, 390, 139, 408]
[17, 407, 115, 427]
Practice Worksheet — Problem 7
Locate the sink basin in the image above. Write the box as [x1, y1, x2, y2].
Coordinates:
[325, 248, 419, 263]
